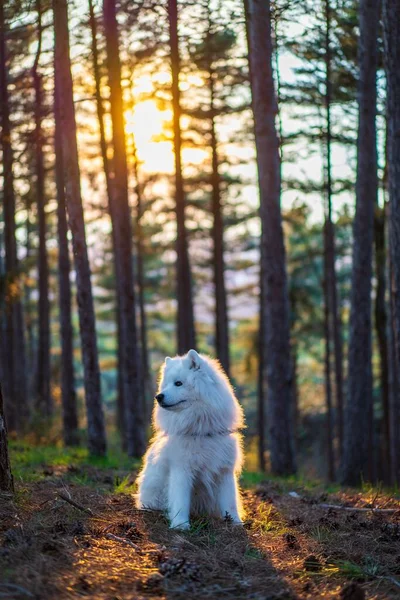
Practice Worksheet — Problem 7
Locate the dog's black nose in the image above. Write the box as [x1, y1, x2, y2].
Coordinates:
[156, 393, 164, 403]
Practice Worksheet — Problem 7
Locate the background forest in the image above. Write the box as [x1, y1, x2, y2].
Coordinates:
[3, 1, 400, 598]
[0, 0, 399, 489]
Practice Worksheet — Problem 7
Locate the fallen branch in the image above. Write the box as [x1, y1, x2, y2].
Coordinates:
[58, 492, 94, 515]
[105, 532, 140, 551]
[105, 533, 165, 556]
[287, 492, 400, 514]
[378, 576, 400, 589]
[318, 503, 400, 514]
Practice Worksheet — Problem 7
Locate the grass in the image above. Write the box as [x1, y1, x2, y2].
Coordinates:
[114, 474, 137, 494]
[9, 440, 139, 483]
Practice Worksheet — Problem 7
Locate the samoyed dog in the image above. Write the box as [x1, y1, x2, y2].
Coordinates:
[136, 349, 244, 530]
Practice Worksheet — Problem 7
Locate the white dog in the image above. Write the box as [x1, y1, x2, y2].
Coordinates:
[136, 349, 244, 530]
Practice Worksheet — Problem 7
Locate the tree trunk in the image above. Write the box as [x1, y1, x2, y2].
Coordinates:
[54, 63, 79, 447]
[0, 230, 6, 407]
[24, 196, 35, 386]
[167, 0, 196, 355]
[383, 0, 400, 485]
[53, 0, 106, 456]
[374, 199, 391, 483]
[209, 78, 230, 376]
[0, 384, 13, 493]
[33, 0, 52, 417]
[246, 0, 296, 476]
[324, 0, 344, 457]
[244, 0, 267, 472]
[0, 0, 28, 433]
[323, 229, 335, 481]
[88, 0, 125, 443]
[340, 0, 379, 486]
[258, 271, 266, 472]
[103, 0, 145, 457]
[388, 235, 400, 485]
[130, 123, 152, 422]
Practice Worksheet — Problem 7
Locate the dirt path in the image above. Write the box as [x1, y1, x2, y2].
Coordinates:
[1, 463, 400, 599]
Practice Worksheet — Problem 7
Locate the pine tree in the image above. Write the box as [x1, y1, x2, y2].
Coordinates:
[53, 0, 107, 456]
[246, 0, 296, 476]
[383, 0, 400, 485]
[0, 384, 13, 492]
[103, 0, 146, 457]
[33, 0, 51, 417]
[167, 0, 196, 354]
[0, 0, 28, 432]
[323, 0, 344, 458]
[54, 64, 79, 447]
[340, 0, 379, 486]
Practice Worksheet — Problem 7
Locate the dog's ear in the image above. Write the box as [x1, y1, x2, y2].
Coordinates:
[187, 349, 201, 370]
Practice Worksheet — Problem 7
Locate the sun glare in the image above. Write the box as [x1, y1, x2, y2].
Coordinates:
[125, 100, 174, 174]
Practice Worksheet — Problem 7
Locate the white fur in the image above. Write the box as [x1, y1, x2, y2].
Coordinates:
[136, 349, 245, 530]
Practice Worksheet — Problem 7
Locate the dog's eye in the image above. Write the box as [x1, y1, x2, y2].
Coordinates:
[174, 381, 183, 387]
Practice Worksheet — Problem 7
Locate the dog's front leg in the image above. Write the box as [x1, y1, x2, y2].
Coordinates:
[218, 470, 243, 524]
[168, 467, 191, 530]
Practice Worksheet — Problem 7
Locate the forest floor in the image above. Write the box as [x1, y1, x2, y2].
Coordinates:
[1, 445, 400, 600]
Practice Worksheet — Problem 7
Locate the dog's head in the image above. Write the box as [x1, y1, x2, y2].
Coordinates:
[153, 349, 244, 435]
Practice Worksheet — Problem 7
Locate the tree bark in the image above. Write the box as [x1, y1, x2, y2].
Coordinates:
[374, 199, 391, 483]
[0, 0, 28, 433]
[167, 0, 196, 355]
[0, 384, 13, 493]
[209, 70, 230, 377]
[88, 0, 125, 443]
[246, 0, 296, 476]
[53, 0, 106, 456]
[324, 0, 344, 457]
[103, 0, 145, 457]
[24, 196, 35, 385]
[340, 0, 379, 486]
[323, 228, 335, 481]
[383, 0, 400, 485]
[130, 122, 152, 422]
[258, 270, 266, 472]
[33, 0, 52, 417]
[388, 234, 400, 485]
[54, 63, 79, 447]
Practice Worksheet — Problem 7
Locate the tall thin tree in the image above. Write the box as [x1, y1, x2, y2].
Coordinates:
[88, 0, 125, 439]
[54, 65, 79, 446]
[0, 0, 28, 432]
[207, 9, 230, 376]
[383, 0, 400, 485]
[130, 116, 152, 419]
[340, 0, 379, 486]
[324, 0, 344, 455]
[103, 0, 146, 457]
[244, 0, 266, 472]
[323, 223, 335, 481]
[33, 0, 51, 416]
[53, 0, 106, 456]
[374, 194, 390, 482]
[167, 0, 196, 355]
[0, 384, 13, 492]
[246, 0, 296, 476]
